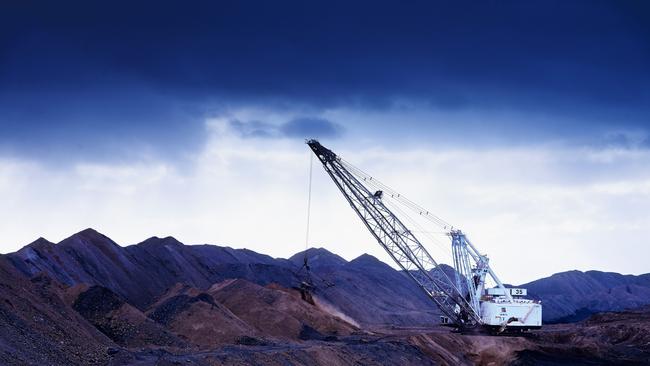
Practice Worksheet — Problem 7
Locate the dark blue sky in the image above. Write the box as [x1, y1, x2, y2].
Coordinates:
[1, 0, 649, 161]
[2, 1, 650, 278]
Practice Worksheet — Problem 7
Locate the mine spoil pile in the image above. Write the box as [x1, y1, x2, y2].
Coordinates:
[1, 229, 649, 365]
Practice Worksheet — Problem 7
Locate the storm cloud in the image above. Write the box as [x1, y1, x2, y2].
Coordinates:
[1, 0, 649, 161]
[1, 2, 650, 280]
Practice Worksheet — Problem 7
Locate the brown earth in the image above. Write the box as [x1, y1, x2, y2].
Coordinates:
[208, 279, 358, 341]
[512, 306, 650, 365]
[3, 230, 650, 365]
[109, 312, 650, 366]
[146, 283, 258, 348]
[3, 261, 650, 365]
[0, 258, 114, 365]
[72, 285, 187, 349]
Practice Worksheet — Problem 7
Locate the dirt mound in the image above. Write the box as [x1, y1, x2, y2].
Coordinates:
[147, 284, 258, 348]
[73, 285, 186, 348]
[308, 253, 442, 327]
[517, 307, 650, 364]
[0, 258, 113, 365]
[4, 229, 650, 364]
[208, 279, 357, 340]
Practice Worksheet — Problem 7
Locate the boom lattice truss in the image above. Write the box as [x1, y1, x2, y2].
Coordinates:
[307, 140, 483, 326]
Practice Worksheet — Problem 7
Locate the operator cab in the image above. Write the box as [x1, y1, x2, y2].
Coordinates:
[480, 287, 542, 332]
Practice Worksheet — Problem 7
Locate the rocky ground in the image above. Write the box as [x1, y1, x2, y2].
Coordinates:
[100, 316, 650, 366]
[3, 267, 650, 365]
[2, 229, 650, 365]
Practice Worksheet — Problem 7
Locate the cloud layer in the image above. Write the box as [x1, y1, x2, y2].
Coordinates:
[1, 119, 649, 284]
[0, 1, 648, 283]
[229, 117, 343, 140]
[1, 1, 648, 159]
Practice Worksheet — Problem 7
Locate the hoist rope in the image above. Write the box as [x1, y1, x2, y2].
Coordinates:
[340, 158, 453, 230]
[304, 152, 314, 253]
[383, 198, 453, 256]
[334, 157, 456, 264]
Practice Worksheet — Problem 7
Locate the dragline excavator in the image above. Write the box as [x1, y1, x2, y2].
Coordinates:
[306, 140, 541, 333]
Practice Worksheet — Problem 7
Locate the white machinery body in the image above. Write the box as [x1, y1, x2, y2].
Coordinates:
[306, 140, 543, 333]
[480, 290, 542, 329]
